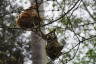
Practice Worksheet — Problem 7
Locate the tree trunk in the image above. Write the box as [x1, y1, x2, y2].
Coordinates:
[31, 32, 47, 64]
[29, 0, 48, 64]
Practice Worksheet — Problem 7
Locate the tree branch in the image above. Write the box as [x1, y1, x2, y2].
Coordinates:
[41, 0, 81, 27]
[81, 0, 96, 21]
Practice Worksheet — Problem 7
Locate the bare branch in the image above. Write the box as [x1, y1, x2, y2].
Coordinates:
[42, 0, 81, 27]
[81, 0, 96, 21]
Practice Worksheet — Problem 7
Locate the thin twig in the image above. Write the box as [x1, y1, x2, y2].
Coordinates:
[41, 0, 81, 27]
[81, 0, 96, 21]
